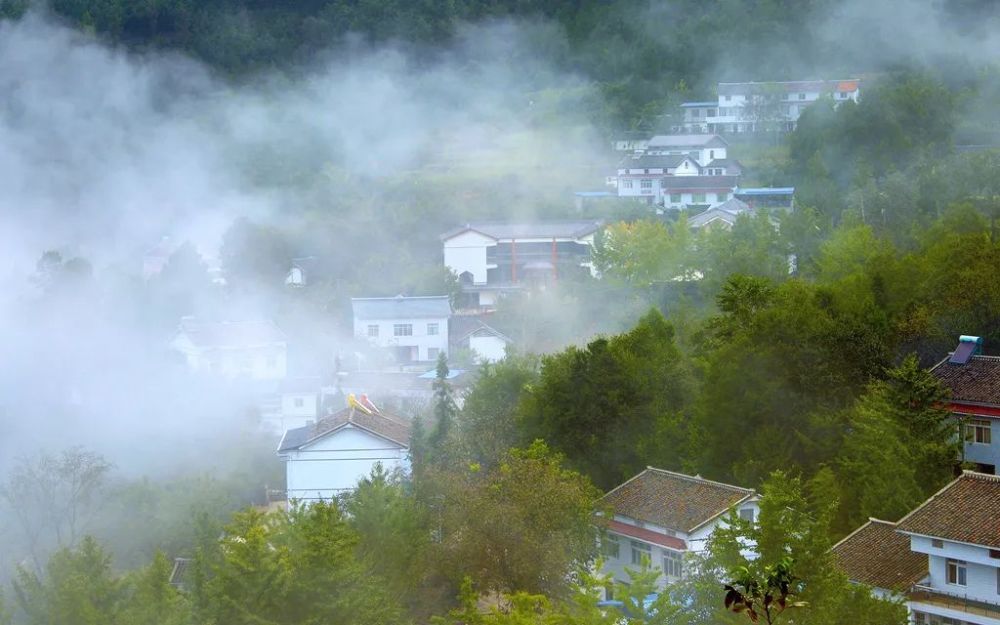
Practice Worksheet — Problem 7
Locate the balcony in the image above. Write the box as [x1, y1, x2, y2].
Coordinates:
[910, 584, 1000, 622]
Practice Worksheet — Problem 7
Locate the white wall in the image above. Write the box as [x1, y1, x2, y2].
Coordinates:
[170, 334, 287, 380]
[913, 535, 1000, 605]
[354, 316, 450, 361]
[470, 335, 508, 363]
[444, 230, 496, 285]
[284, 425, 409, 501]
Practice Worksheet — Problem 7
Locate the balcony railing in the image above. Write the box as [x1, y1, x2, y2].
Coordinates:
[910, 584, 1000, 620]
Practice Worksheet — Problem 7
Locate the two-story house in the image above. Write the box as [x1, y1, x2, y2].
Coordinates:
[598, 467, 759, 591]
[277, 404, 411, 502]
[643, 134, 729, 166]
[441, 221, 602, 310]
[930, 336, 1000, 475]
[837, 471, 1000, 625]
[352, 295, 451, 364]
[170, 317, 287, 380]
[615, 154, 702, 205]
[679, 79, 861, 134]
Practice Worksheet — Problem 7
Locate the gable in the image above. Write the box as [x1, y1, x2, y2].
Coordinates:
[443, 229, 497, 247]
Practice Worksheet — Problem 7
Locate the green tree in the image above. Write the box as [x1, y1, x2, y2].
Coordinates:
[13, 536, 121, 625]
[519, 309, 691, 489]
[458, 354, 539, 468]
[118, 551, 191, 625]
[433, 441, 601, 596]
[428, 352, 459, 465]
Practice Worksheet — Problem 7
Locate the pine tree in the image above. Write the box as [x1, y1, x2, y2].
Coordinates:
[428, 353, 457, 464]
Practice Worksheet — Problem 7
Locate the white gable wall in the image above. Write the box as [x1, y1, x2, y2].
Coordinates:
[284, 425, 409, 502]
[470, 334, 509, 363]
[444, 230, 496, 285]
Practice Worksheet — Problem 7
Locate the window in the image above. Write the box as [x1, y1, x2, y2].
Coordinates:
[293, 397, 304, 408]
[427, 323, 439, 336]
[991, 549, 1000, 559]
[723, 95, 730, 102]
[965, 419, 992, 444]
[631, 540, 651, 566]
[708, 108, 717, 117]
[946, 559, 967, 586]
[693, 193, 707, 204]
[393, 324, 413, 337]
[622, 178, 634, 189]
[640, 179, 653, 193]
[709, 150, 715, 160]
[798, 93, 806, 100]
[670, 193, 682, 203]
[427, 347, 440, 360]
[367, 324, 379, 338]
[932, 539, 944, 548]
[663, 550, 683, 578]
[265, 356, 277, 369]
[739, 508, 755, 522]
[603, 535, 620, 559]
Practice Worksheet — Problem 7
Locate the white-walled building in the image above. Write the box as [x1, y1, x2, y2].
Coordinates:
[450, 316, 512, 364]
[442, 221, 603, 310]
[679, 79, 861, 134]
[834, 472, 1000, 625]
[643, 134, 728, 166]
[170, 318, 287, 380]
[599, 468, 760, 591]
[661, 175, 740, 209]
[352, 295, 451, 364]
[277, 406, 411, 501]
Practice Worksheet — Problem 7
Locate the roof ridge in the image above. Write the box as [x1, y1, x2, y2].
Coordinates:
[962, 470, 1000, 482]
[644, 466, 754, 494]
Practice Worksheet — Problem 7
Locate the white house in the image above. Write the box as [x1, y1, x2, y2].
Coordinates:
[277, 405, 411, 501]
[450, 316, 513, 364]
[679, 79, 861, 134]
[616, 154, 702, 205]
[687, 197, 754, 231]
[643, 134, 728, 166]
[441, 221, 603, 310]
[661, 175, 740, 209]
[599, 467, 760, 591]
[352, 295, 451, 364]
[834, 471, 1000, 625]
[170, 318, 287, 380]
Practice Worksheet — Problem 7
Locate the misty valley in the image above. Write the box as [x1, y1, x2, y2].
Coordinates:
[2, 1, 1000, 624]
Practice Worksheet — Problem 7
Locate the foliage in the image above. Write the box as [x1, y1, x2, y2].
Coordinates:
[519, 309, 691, 489]
[430, 441, 601, 596]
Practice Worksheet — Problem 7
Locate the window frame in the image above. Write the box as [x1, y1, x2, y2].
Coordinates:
[393, 323, 413, 337]
[669, 193, 682, 203]
[367, 324, 379, 338]
[965, 419, 992, 445]
[630, 540, 651, 566]
[603, 534, 620, 559]
[946, 559, 967, 587]
[663, 549, 683, 579]
[427, 322, 439, 336]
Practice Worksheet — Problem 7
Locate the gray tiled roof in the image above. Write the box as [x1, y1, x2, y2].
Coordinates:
[441, 220, 603, 241]
[687, 198, 752, 228]
[277, 406, 412, 451]
[601, 467, 754, 533]
[352, 296, 451, 320]
[647, 134, 728, 148]
[619, 154, 698, 171]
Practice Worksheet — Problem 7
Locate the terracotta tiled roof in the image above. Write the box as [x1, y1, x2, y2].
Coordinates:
[601, 468, 754, 533]
[930, 355, 1000, 406]
[896, 472, 1000, 548]
[831, 519, 927, 591]
[277, 407, 411, 451]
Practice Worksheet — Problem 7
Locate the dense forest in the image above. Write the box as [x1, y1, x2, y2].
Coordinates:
[4, 0, 1000, 623]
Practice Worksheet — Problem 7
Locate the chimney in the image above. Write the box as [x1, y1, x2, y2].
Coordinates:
[949, 335, 983, 365]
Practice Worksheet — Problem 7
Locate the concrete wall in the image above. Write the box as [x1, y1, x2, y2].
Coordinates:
[444, 230, 496, 285]
[470, 335, 508, 363]
[354, 316, 450, 361]
[913, 535, 1000, 605]
[284, 425, 409, 502]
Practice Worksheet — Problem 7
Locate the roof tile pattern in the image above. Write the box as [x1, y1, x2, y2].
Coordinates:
[930, 355, 1000, 406]
[278, 407, 412, 451]
[831, 519, 927, 591]
[601, 468, 754, 533]
[896, 472, 1000, 548]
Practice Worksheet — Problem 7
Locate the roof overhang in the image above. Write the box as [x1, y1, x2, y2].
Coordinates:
[607, 519, 686, 551]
